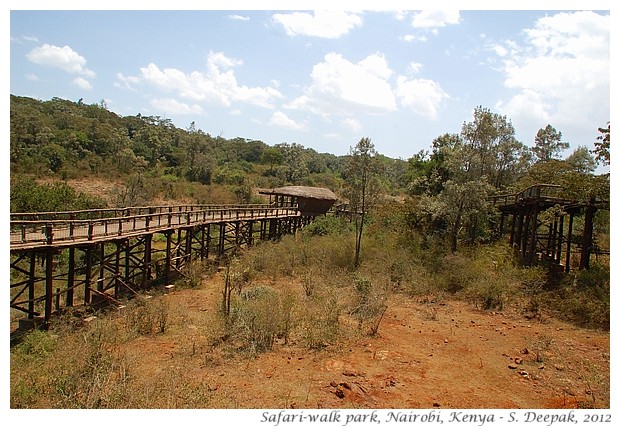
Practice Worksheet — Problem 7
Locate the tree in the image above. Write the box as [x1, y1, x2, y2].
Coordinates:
[594, 123, 610, 166]
[566, 146, 597, 174]
[344, 137, 383, 267]
[423, 179, 494, 253]
[261, 147, 283, 175]
[533, 124, 569, 162]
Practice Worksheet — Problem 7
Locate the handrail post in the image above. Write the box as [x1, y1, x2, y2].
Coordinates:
[44, 223, 53, 245]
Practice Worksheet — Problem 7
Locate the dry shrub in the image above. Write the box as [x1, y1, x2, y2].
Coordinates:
[228, 285, 297, 354]
[298, 286, 341, 349]
[124, 296, 169, 336]
[351, 275, 388, 336]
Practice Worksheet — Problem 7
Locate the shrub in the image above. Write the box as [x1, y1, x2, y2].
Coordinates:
[229, 285, 297, 354]
[298, 287, 341, 349]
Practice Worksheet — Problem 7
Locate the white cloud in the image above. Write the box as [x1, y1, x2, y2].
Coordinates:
[408, 62, 423, 74]
[495, 11, 609, 136]
[122, 51, 283, 109]
[26, 73, 38, 81]
[411, 11, 460, 29]
[342, 118, 362, 132]
[287, 52, 396, 116]
[269, 111, 307, 131]
[26, 44, 95, 77]
[150, 98, 204, 115]
[228, 14, 249, 21]
[72, 77, 92, 90]
[114, 72, 140, 91]
[272, 11, 363, 39]
[395, 77, 449, 120]
[23, 35, 39, 42]
[402, 34, 428, 43]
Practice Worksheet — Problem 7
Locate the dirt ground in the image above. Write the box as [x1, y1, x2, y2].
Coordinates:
[120, 277, 611, 410]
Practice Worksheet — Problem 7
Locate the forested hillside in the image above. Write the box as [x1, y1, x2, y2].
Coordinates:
[9, 94, 610, 253]
[9, 95, 408, 210]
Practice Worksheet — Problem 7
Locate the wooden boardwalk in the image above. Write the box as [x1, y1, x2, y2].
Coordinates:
[10, 204, 305, 327]
[490, 184, 609, 272]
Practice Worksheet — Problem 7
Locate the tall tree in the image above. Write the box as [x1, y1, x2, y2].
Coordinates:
[344, 137, 383, 267]
[594, 122, 610, 166]
[566, 146, 597, 174]
[533, 124, 569, 162]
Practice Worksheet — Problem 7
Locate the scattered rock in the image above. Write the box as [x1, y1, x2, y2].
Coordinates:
[432, 402, 441, 408]
[555, 364, 565, 371]
[521, 348, 530, 355]
[508, 364, 518, 370]
[334, 388, 345, 398]
[515, 357, 523, 364]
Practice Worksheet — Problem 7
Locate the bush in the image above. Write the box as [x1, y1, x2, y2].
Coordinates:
[229, 285, 297, 354]
[10, 176, 106, 212]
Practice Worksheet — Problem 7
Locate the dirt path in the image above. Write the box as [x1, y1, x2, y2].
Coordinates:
[121, 279, 610, 409]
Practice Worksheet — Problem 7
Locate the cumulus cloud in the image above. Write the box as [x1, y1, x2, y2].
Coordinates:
[26, 44, 95, 77]
[269, 111, 307, 131]
[287, 52, 396, 116]
[119, 51, 283, 109]
[395, 77, 449, 120]
[495, 11, 609, 136]
[342, 117, 362, 132]
[402, 34, 428, 43]
[411, 11, 460, 28]
[272, 11, 363, 38]
[72, 76, 92, 90]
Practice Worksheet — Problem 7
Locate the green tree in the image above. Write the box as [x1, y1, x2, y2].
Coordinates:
[344, 137, 384, 267]
[566, 146, 597, 174]
[422, 179, 494, 253]
[533, 124, 569, 162]
[594, 123, 610, 166]
[261, 147, 283, 175]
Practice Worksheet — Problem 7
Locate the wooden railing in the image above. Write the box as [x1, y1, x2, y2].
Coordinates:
[10, 205, 299, 249]
[489, 184, 564, 206]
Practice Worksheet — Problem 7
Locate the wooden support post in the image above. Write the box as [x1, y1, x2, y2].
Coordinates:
[115, 241, 122, 299]
[580, 203, 596, 270]
[144, 234, 152, 288]
[98, 244, 105, 292]
[45, 248, 54, 323]
[248, 221, 254, 247]
[176, 229, 183, 270]
[218, 223, 226, 256]
[185, 227, 193, 266]
[520, 206, 530, 259]
[556, 215, 564, 264]
[28, 252, 36, 319]
[205, 224, 211, 260]
[84, 246, 92, 304]
[509, 213, 517, 246]
[66, 247, 75, 307]
[165, 231, 172, 280]
[526, 205, 539, 265]
[565, 212, 575, 273]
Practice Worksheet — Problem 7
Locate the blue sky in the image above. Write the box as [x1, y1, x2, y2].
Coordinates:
[7, 2, 613, 166]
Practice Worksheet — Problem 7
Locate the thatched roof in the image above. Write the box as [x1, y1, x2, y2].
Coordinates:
[259, 186, 338, 201]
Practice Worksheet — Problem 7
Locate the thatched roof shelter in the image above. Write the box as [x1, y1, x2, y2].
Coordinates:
[259, 186, 338, 217]
[260, 186, 338, 201]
